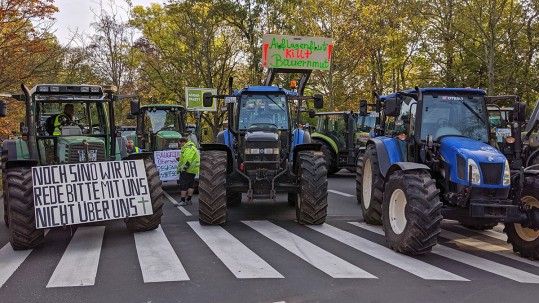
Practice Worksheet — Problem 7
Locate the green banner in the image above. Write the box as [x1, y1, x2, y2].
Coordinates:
[262, 34, 333, 70]
[185, 87, 217, 111]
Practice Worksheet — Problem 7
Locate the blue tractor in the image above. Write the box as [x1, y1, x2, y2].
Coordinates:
[199, 70, 328, 225]
[357, 87, 539, 258]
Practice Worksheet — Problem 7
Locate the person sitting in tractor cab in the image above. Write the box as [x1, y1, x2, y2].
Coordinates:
[126, 138, 141, 154]
[52, 104, 75, 135]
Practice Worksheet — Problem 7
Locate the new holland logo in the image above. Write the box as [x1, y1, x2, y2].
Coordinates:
[441, 96, 464, 101]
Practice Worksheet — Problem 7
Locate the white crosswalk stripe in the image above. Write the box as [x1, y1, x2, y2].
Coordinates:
[134, 225, 189, 282]
[47, 226, 105, 287]
[3, 219, 539, 288]
[309, 224, 468, 281]
[188, 222, 283, 279]
[243, 220, 377, 279]
[351, 222, 539, 283]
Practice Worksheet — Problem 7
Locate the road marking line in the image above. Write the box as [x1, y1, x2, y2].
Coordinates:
[440, 229, 539, 268]
[0, 244, 33, 288]
[163, 191, 192, 216]
[351, 222, 539, 283]
[243, 220, 376, 279]
[443, 220, 507, 241]
[327, 190, 354, 197]
[309, 224, 467, 281]
[134, 225, 189, 282]
[47, 227, 105, 287]
[188, 222, 283, 279]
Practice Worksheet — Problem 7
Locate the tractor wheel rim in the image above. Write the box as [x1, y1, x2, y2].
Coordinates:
[389, 189, 407, 235]
[362, 159, 372, 209]
[515, 195, 539, 242]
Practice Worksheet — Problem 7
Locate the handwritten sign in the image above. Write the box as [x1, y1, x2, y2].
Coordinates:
[154, 150, 181, 181]
[185, 87, 217, 111]
[262, 34, 333, 70]
[32, 160, 152, 229]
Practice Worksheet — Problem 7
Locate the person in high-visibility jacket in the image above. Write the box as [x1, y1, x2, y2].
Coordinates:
[177, 137, 200, 206]
[126, 138, 140, 154]
[53, 104, 75, 135]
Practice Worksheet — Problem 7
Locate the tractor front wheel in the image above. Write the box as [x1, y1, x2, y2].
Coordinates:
[314, 140, 338, 176]
[126, 159, 164, 232]
[505, 174, 539, 259]
[199, 150, 228, 225]
[7, 167, 44, 250]
[382, 170, 442, 254]
[2, 152, 8, 227]
[357, 145, 384, 225]
[296, 151, 328, 225]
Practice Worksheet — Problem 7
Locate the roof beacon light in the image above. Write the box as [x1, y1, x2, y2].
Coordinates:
[290, 80, 297, 89]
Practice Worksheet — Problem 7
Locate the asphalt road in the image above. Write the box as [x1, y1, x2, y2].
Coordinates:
[1, 170, 539, 303]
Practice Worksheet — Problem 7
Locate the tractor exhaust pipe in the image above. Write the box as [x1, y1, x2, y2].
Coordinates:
[21, 83, 38, 160]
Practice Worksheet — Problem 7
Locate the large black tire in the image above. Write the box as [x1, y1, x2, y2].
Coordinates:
[505, 174, 539, 259]
[226, 192, 242, 207]
[458, 217, 498, 230]
[296, 151, 328, 225]
[2, 152, 8, 227]
[126, 160, 164, 232]
[382, 170, 442, 254]
[199, 150, 227, 225]
[314, 139, 339, 176]
[356, 145, 384, 225]
[7, 167, 44, 250]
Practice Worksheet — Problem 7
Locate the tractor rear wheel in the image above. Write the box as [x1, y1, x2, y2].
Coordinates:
[357, 145, 384, 225]
[505, 174, 539, 259]
[7, 167, 44, 250]
[2, 152, 8, 227]
[296, 151, 328, 225]
[199, 150, 227, 225]
[227, 192, 242, 207]
[382, 170, 442, 254]
[126, 159, 164, 232]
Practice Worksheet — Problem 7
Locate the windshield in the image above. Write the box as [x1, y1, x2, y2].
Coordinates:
[38, 101, 107, 135]
[144, 109, 179, 132]
[420, 94, 489, 142]
[488, 109, 503, 128]
[238, 94, 288, 130]
[358, 115, 376, 131]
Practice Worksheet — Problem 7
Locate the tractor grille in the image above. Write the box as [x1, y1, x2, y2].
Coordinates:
[245, 141, 280, 171]
[161, 138, 179, 150]
[66, 142, 106, 163]
[480, 162, 503, 185]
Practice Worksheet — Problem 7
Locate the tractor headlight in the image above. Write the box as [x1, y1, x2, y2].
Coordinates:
[503, 159, 511, 186]
[467, 159, 481, 185]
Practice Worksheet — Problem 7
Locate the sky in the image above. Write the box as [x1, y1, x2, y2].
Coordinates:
[52, 0, 157, 45]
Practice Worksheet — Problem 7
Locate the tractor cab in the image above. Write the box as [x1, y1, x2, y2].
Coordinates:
[130, 103, 187, 151]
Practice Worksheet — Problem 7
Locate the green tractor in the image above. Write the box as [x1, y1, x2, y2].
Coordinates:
[1, 84, 163, 250]
[311, 103, 378, 175]
[129, 103, 187, 152]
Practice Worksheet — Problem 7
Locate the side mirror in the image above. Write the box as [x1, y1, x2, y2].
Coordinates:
[359, 99, 367, 116]
[308, 109, 316, 119]
[130, 99, 140, 115]
[313, 94, 323, 109]
[203, 92, 213, 107]
[513, 102, 526, 123]
[384, 98, 401, 117]
[0, 100, 6, 117]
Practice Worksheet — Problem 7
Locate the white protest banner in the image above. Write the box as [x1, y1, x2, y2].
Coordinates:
[154, 150, 181, 181]
[32, 160, 152, 229]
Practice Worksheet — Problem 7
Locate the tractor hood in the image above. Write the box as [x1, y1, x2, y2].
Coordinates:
[156, 130, 182, 140]
[438, 136, 508, 187]
[245, 125, 279, 142]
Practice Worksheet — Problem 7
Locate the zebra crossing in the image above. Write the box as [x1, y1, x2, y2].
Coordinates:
[1, 219, 539, 289]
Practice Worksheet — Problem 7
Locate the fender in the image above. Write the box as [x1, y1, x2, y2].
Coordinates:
[200, 143, 234, 173]
[386, 162, 431, 180]
[3, 139, 37, 169]
[292, 143, 322, 174]
[311, 133, 338, 154]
